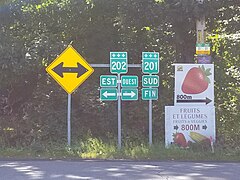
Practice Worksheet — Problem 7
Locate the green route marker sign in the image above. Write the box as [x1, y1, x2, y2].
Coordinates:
[196, 43, 210, 55]
[100, 88, 117, 101]
[110, 52, 128, 74]
[121, 88, 138, 101]
[142, 88, 158, 100]
[121, 76, 138, 87]
[142, 75, 159, 87]
[100, 75, 117, 87]
[142, 52, 159, 74]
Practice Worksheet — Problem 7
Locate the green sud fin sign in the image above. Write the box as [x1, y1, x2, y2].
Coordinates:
[142, 88, 158, 100]
[142, 75, 159, 87]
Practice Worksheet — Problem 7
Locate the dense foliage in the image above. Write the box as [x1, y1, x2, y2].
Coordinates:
[0, 0, 239, 149]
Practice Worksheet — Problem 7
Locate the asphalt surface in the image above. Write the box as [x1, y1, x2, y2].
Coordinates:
[0, 160, 239, 180]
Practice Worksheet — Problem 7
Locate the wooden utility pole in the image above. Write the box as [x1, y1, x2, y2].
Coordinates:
[196, 0, 206, 44]
[195, 0, 211, 64]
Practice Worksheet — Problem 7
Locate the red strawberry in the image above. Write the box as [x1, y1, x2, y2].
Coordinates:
[182, 65, 211, 94]
[173, 133, 188, 148]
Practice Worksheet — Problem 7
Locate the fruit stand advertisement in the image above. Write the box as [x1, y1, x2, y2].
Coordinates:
[174, 64, 214, 106]
[165, 106, 216, 148]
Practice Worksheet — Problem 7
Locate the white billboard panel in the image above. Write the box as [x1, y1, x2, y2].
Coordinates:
[165, 106, 215, 148]
[174, 64, 214, 106]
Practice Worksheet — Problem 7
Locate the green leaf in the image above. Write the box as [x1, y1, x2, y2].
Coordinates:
[205, 68, 212, 76]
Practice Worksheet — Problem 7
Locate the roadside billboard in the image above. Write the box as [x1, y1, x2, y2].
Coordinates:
[174, 64, 214, 106]
[165, 106, 216, 148]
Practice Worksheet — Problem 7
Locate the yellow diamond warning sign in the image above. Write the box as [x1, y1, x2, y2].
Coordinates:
[46, 45, 94, 94]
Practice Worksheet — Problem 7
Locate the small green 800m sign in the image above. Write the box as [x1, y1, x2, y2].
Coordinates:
[110, 52, 128, 74]
[142, 52, 159, 74]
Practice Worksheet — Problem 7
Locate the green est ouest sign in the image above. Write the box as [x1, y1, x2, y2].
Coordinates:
[100, 75, 117, 87]
[121, 76, 138, 87]
[121, 75, 138, 100]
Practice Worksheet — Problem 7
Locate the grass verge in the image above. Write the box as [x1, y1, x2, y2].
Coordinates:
[0, 137, 240, 161]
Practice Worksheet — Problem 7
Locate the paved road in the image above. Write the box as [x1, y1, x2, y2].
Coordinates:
[0, 160, 239, 180]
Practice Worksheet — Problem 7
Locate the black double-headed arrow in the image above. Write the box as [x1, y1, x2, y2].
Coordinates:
[177, 97, 212, 105]
[52, 62, 87, 78]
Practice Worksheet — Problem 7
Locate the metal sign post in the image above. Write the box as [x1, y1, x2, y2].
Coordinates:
[46, 45, 94, 146]
[149, 99, 153, 145]
[117, 74, 122, 149]
[98, 59, 141, 149]
[99, 64, 138, 149]
[67, 93, 71, 146]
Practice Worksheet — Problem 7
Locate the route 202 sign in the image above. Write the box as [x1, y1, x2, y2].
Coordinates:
[174, 64, 214, 106]
[110, 52, 128, 74]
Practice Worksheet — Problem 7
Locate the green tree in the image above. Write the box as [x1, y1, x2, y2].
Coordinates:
[0, 0, 239, 148]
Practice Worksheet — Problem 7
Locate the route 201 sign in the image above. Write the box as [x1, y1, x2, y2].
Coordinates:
[142, 52, 159, 74]
[174, 64, 214, 106]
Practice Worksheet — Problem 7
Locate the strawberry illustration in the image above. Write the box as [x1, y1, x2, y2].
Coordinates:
[173, 133, 188, 148]
[182, 65, 211, 94]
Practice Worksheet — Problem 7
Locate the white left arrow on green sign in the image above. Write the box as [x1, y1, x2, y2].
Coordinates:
[100, 88, 117, 101]
[103, 91, 116, 98]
